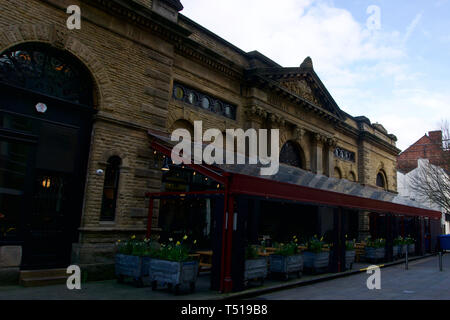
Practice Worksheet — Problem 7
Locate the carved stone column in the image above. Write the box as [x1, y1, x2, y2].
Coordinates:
[312, 133, 325, 175]
[326, 137, 337, 177]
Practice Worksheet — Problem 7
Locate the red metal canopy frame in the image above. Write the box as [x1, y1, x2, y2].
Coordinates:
[146, 133, 441, 293]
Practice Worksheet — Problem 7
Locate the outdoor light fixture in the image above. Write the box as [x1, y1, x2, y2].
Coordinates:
[42, 177, 51, 188]
[161, 158, 170, 171]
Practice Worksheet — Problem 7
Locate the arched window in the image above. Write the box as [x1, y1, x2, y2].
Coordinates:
[100, 156, 122, 221]
[280, 141, 305, 169]
[376, 171, 387, 190]
[0, 43, 93, 105]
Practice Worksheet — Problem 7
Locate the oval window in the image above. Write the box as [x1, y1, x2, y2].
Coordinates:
[187, 92, 198, 105]
[201, 97, 210, 109]
[174, 86, 184, 100]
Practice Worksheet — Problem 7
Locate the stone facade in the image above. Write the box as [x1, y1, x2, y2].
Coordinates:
[0, 0, 400, 276]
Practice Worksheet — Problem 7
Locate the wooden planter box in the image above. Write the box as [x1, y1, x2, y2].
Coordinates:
[401, 244, 407, 255]
[393, 245, 399, 257]
[115, 254, 151, 287]
[149, 259, 199, 294]
[244, 257, 268, 286]
[303, 251, 330, 274]
[408, 244, 415, 255]
[365, 247, 385, 262]
[269, 254, 303, 280]
[345, 250, 356, 270]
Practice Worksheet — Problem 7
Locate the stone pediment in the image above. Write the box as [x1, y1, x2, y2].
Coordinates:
[279, 78, 322, 107]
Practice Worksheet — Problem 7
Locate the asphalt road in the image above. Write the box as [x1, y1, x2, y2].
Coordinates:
[255, 254, 450, 300]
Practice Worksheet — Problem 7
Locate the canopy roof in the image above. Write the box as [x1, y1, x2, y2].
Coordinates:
[148, 130, 441, 219]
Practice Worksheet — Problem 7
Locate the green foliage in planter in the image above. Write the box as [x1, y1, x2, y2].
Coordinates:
[404, 236, 415, 245]
[245, 245, 260, 260]
[345, 237, 356, 251]
[306, 235, 327, 253]
[394, 236, 405, 246]
[116, 235, 159, 257]
[365, 237, 386, 248]
[151, 235, 197, 262]
[273, 235, 300, 256]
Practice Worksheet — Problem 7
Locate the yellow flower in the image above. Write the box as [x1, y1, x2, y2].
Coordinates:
[131, 235, 136, 240]
[183, 235, 188, 240]
[194, 240, 197, 244]
[176, 241, 181, 246]
[294, 239, 298, 243]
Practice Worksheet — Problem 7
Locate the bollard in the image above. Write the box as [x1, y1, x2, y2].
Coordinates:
[405, 250, 409, 270]
[439, 252, 443, 272]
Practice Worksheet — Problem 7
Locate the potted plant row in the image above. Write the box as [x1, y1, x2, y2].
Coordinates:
[303, 236, 330, 274]
[364, 237, 386, 262]
[115, 235, 158, 287]
[269, 236, 303, 280]
[244, 245, 268, 287]
[149, 235, 199, 294]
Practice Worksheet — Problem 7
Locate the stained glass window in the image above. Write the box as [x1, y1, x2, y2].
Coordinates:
[0, 43, 93, 105]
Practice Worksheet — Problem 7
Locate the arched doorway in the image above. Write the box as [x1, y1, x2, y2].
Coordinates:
[0, 43, 95, 269]
[279, 141, 305, 169]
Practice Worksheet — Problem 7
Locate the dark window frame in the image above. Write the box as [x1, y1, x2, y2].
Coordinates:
[100, 156, 122, 222]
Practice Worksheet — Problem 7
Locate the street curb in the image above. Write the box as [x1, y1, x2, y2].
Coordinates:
[213, 253, 437, 300]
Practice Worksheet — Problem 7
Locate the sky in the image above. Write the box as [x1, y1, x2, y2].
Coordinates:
[181, 0, 450, 151]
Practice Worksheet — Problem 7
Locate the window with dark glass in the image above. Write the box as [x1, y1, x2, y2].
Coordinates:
[280, 141, 304, 169]
[100, 156, 121, 221]
[376, 172, 386, 189]
[172, 82, 237, 120]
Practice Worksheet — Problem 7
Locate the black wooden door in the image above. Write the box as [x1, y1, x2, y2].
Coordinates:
[0, 84, 93, 269]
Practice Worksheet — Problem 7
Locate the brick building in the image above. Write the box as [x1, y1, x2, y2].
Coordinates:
[0, 0, 441, 288]
[397, 130, 449, 174]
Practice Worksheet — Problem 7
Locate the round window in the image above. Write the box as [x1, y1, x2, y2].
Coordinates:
[174, 86, 184, 100]
[201, 97, 210, 109]
[187, 92, 198, 105]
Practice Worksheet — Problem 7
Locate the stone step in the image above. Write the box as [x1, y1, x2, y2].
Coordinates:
[19, 269, 69, 287]
[20, 276, 68, 287]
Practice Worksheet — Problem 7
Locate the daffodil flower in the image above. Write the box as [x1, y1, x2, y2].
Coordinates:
[183, 235, 188, 240]
[176, 241, 181, 246]
[131, 235, 136, 240]
[194, 240, 197, 244]
[169, 238, 173, 242]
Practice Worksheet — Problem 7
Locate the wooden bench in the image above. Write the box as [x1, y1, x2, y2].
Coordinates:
[196, 251, 213, 273]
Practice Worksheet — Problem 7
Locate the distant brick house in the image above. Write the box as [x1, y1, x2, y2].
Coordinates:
[397, 131, 449, 174]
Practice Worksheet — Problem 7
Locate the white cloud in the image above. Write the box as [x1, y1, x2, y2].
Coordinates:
[182, 1, 449, 152]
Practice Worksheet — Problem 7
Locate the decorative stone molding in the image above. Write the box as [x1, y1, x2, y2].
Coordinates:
[244, 105, 267, 122]
[294, 126, 305, 140]
[268, 113, 285, 127]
